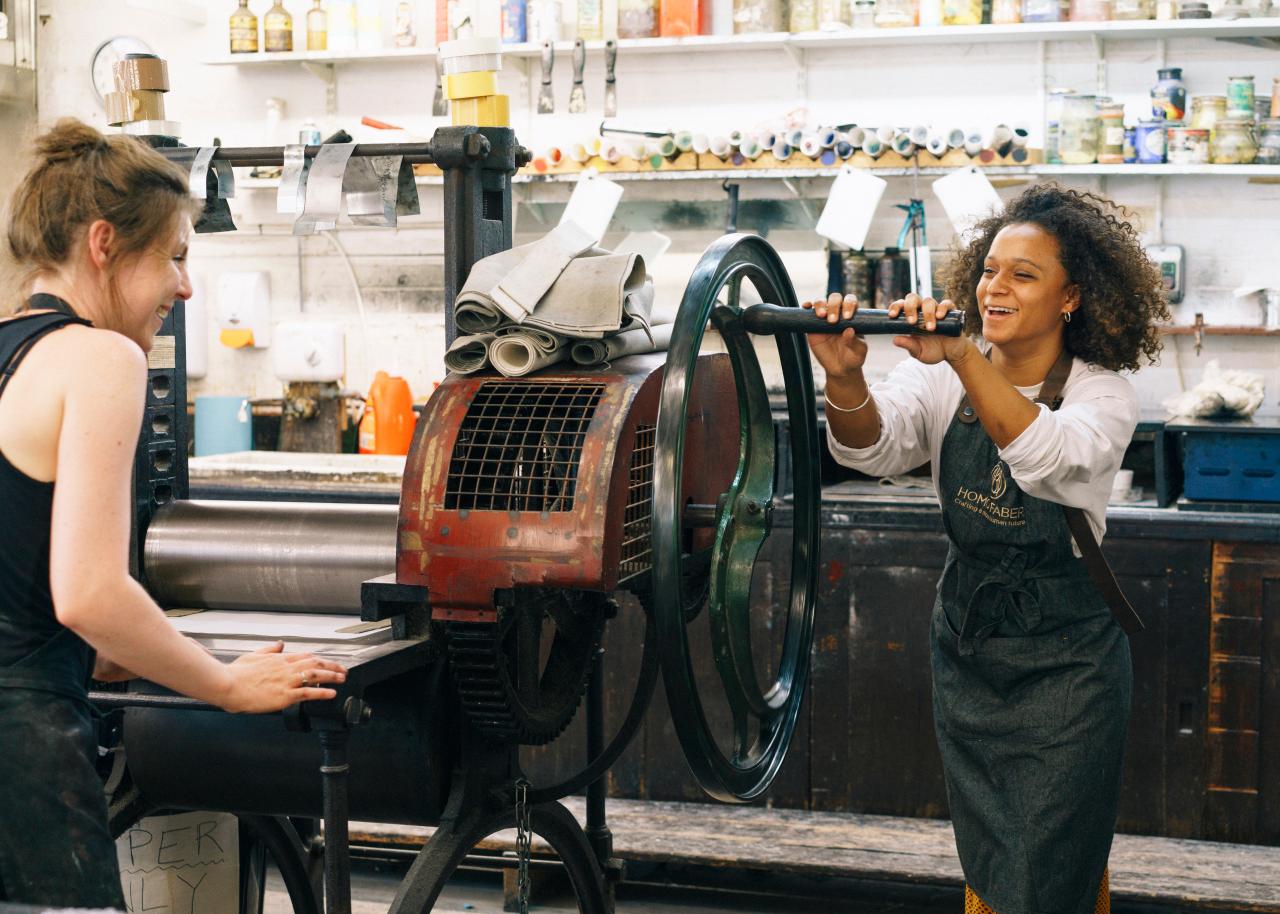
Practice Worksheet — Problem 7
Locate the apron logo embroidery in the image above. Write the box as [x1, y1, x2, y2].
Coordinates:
[990, 462, 1008, 499]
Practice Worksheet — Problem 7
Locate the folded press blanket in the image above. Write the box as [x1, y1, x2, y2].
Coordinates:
[454, 221, 655, 339]
[450, 222, 668, 377]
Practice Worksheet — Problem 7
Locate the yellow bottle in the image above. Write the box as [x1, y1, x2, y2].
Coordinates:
[942, 0, 983, 22]
[230, 0, 259, 53]
[264, 0, 294, 52]
[307, 0, 328, 50]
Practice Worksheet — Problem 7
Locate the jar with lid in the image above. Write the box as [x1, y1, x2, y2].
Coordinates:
[1112, 0, 1152, 16]
[1022, 0, 1062, 19]
[1177, 0, 1211, 17]
[1272, 76, 1280, 118]
[733, 0, 784, 31]
[1227, 75, 1256, 119]
[1256, 119, 1280, 165]
[1211, 119, 1257, 164]
[842, 249, 874, 304]
[1070, 0, 1111, 19]
[1044, 89, 1075, 163]
[1098, 102, 1126, 163]
[790, 0, 820, 29]
[818, 0, 849, 27]
[619, 0, 660, 35]
[1151, 67, 1186, 121]
[851, 0, 877, 25]
[1190, 95, 1228, 141]
[991, 0, 1022, 21]
[943, 0, 982, 24]
[1059, 94, 1100, 164]
[873, 0, 914, 26]
[1166, 125, 1210, 164]
[1155, 0, 1176, 15]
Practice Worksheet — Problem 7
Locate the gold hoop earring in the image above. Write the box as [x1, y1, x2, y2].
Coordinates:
[1062, 312, 1072, 323]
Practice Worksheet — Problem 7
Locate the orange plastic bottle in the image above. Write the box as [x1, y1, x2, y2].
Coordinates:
[660, 0, 702, 35]
[358, 371, 417, 455]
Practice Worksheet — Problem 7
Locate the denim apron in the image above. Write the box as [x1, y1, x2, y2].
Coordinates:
[0, 302, 125, 906]
[931, 353, 1132, 914]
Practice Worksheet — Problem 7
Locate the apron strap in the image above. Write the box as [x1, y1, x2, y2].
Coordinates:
[953, 347, 1144, 635]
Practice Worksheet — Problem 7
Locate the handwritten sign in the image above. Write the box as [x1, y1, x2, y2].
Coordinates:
[115, 811, 239, 914]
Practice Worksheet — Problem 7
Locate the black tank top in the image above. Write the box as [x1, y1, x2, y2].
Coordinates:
[0, 295, 96, 699]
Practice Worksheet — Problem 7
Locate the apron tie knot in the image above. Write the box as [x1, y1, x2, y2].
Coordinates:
[955, 547, 1043, 656]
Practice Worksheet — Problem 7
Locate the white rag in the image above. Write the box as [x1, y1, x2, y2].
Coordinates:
[1163, 360, 1266, 419]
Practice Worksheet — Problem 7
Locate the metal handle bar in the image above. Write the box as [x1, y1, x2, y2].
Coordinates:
[738, 302, 965, 337]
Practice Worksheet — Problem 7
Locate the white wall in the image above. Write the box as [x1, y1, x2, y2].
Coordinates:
[31, 0, 1280, 414]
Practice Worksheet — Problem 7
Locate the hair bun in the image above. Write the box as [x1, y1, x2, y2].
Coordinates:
[35, 118, 110, 164]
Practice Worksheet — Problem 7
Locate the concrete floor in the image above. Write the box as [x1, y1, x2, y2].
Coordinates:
[263, 861, 1216, 914]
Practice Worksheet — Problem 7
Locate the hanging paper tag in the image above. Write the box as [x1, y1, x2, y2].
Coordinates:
[815, 166, 887, 252]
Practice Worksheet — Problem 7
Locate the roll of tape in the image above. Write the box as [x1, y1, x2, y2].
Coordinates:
[113, 55, 170, 93]
[445, 70, 499, 101]
[450, 94, 510, 128]
[104, 89, 167, 126]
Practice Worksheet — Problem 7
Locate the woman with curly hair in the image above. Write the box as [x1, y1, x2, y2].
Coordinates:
[805, 184, 1169, 914]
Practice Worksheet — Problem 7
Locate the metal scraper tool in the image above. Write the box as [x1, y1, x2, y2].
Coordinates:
[603, 40, 617, 118]
[568, 38, 586, 114]
[537, 40, 555, 114]
[432, 55, 447, 117]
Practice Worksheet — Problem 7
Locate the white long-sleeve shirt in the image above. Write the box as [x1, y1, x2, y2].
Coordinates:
[826, 353, 1139, 547]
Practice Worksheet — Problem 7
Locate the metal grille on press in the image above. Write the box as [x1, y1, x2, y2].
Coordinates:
[619, 424, 655, 582]
[445, 382, 605, 513]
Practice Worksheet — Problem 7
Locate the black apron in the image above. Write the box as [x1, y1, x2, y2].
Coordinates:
[0, 300, 125, 906]
[931, 351, 1132, 914]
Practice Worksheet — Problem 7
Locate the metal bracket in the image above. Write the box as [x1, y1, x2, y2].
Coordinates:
[782, 43, 808, 99]
[301, 61, 338, 116]
[781, 177, 816, 223]
[1092, 33, 1107, 97]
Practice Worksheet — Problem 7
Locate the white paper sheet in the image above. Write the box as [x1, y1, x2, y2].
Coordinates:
[815, 167, 888, 252]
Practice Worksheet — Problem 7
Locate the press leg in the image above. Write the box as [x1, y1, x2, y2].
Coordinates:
[318, 729, 352, 914]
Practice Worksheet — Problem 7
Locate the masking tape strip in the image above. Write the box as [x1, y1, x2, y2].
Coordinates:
[212, 160, 235, 200]
[104, 90, 166, 126]
[450, 94, 510, 129]
[342, 155, 420, 227]
[278, 144, 312, 215]
[295, 143, 356, 236]
[187, 147, 217, 201]
[445, 71, 498, 101]
[113, 56, 170, 93]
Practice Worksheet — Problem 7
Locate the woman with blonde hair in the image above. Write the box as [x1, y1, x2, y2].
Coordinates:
[0, 119, 346, 905]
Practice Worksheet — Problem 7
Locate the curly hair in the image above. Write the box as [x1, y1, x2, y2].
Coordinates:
[939, 184, 1169, 372]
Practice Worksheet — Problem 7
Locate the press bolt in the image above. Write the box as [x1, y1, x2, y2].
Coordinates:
[343, 697, 372, 726]
[465, 134, 491, 158]
[746, 500, 761, 514]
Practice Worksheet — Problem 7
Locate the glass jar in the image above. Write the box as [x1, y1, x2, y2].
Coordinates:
[842, 249, 874, 303]
[1166, 124, 1210, 164]
[1227, 75, 1256, 119]
[1059, 94, 1100, 164]
[1190, 95, 1228, 142]
[1070, 0, 1111, 19]
[943, 0, 982, 23]
[991, 0, 1022, 20]
[873, 0, 914, 25]
[1151, 67, 1186, 121]
[852, 0, 877, 25]
[1273, 76, 1280, 118]
[1098, 102, 1126, 163]
[1211, 118, 1257, 164]
[1112, 0, 1152, 15]
[1044, 88, 1075, 163]
[1023, 0, 1062, 19]
[790, 0, 820, 29]
[818, 0, 849, 27]
[619, 0, 660, 35]
[1257, 119, 1280, 165]
[733, 0, 784, 30]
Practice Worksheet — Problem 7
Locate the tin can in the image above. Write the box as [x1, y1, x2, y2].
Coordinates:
[1227, 75, 1255, 120]
[1122, 126, 1137, 163]
[1166, 125, 1210, 165]
[1151, 67, 1186, 121]
[1136, 119, 1167, 164]
[501, 0, 527, 42]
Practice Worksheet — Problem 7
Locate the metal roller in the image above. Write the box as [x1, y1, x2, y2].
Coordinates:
[144, 500, 399, 614]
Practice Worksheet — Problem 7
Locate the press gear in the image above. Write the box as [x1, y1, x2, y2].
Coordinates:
[0, 298, 125, 907]
[935, 346, 1133, 913]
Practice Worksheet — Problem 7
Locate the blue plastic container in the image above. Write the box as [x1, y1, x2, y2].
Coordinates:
[1180, 428, 1280, 503]
[195, 395, 252, 456]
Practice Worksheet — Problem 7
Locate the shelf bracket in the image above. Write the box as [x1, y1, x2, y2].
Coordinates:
[301, 61, 338, 116]
[1092, 33, 1107, 97]
[781, 177, 816, 222]
[782, 43, 808, 100]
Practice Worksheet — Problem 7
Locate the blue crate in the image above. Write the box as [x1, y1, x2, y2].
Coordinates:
[1181, 430, 1280, 503]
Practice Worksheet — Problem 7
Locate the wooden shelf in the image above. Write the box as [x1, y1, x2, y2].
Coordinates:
[1161, 325, 1280, 336]
[203, 18, 1280, 66]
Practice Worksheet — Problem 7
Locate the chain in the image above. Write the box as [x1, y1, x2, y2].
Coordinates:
[515, 778, 532, 914]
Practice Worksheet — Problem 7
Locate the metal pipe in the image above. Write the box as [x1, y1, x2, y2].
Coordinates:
[144, 500, 399, 614]
[319, 729, 353, 914]
[738, 303, 964, 337]
[584, 647, 612, 865]
[159, 141, 440, 168]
